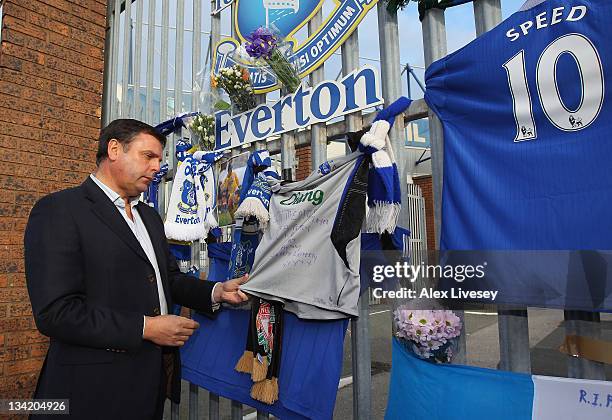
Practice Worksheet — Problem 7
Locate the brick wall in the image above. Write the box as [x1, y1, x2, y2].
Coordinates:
[0, 0, 107, 399]
[413, 175, 436, 250]
[295, 145, 311, 181]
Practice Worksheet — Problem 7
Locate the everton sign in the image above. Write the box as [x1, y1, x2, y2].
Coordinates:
[214, 65, 383, 150]
[213, 0, 379, 93]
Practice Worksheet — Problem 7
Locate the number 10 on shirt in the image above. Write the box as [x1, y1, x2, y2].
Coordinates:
[503, 33, 605, 142]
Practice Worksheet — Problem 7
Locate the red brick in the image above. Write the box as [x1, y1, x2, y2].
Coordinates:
[14, 219, 27, 231]
[48, 31, 104, 61]
[3, 272, 26, 287]
[414, 176, 435, 249]
[7, 302, 32, 319]
[14, 193, 39, 206]
[19, 0, 105, 35]
[5, 357, 44, 375]
[0, 122, 42, 141]
[64, 121, 101, 139]
[0, 176, 29, 192]
[0, 344, 31, 362]
[0, 78, 66, 109]
[45, 0, 107, 26]
[45, 4, 106, 39]
[0, 162, 17, 175]
[1, 0, 107, 400]
[13, 0, 49, 17]
[0, 55, 102, 97]
[30, 342, 49, 358]
[5, 330, 46, 347]
[0, 191, 16, 204]
[0, 372, 39, 396]
[0, 148, 42, 167]
[0, 287, 28, 303]
[0, 107, 43, 129]
[43, 41, 104, 73]
[0, 204, 30, 219]
[41, 104, 100, 129]
[47, 19, 70, 36]
[55, 83, 103, 106]
[45, 55, 104, 87]
[2, 16, 47, 41]
[0, 317, 35, 333]
[0, 94, 43, 115]
[0, 68, 54, 96]
[1, 42, 46, 66]
[72, 0, 107, 18]
[0, 219, 16, 231]
[2, 2, 28, 20]
[41, 132, 99, 151]
[69, 25, 105, 50]
[295, 145, 312, 181]
[2, 28, 49, 58]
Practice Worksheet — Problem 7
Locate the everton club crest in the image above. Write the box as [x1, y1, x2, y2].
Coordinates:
[213, 0, 379, 93]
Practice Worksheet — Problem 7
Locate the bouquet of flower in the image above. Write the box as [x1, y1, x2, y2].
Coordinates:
[187, 113, 215, 151]
[212, 64, 256, 113]
[244, 27, 301, 93]
[393, 308, 462, 363]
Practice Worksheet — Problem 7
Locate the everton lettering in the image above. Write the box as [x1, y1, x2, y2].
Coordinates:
[506, 5, 587, 41]
[175, 215, 201, 225]
[279, 190, 324, 206]
[215, 66, 383, 150]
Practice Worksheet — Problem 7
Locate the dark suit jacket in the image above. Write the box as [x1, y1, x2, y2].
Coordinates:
[24, 177, 217, 419]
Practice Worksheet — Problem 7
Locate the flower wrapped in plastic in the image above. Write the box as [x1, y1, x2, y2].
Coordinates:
[393, 308, 462, 363]
[211, 64, 256, 113]
[186, 113, 216, 151]
[244, 27, 301, 93]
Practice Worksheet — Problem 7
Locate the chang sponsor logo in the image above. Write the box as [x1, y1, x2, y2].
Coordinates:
[279, 189, 324, 206]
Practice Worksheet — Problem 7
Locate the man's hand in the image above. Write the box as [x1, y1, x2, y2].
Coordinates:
[143, 315, 199, 347]
[213, 274, 249, 305]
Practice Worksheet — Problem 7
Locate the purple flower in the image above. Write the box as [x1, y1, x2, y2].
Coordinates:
[394, 307, 463, 363]
[245, 27, 278, 59]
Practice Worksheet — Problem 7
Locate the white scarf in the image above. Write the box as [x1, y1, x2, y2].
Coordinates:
[164, 154, 213, 241]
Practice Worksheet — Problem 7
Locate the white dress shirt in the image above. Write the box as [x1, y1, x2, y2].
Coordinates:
[90, 174, 220, 339]
[90, 174, 169, 316]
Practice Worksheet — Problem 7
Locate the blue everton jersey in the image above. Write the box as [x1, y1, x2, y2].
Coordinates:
[426, 0, 612, 250]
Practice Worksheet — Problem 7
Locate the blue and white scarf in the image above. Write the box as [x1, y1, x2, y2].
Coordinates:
[144, 162, 168, 211]
[360, 97, 412, 234]
[228, 150, 278, 279]
[164, 143, 221, 242]
[234, 151, 279, 229]
[194, 150, 223, 229]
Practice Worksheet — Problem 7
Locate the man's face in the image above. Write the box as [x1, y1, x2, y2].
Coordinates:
[110, 133, 163, 197]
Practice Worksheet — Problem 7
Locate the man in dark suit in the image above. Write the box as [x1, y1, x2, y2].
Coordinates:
[24, 119, 248, 419]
